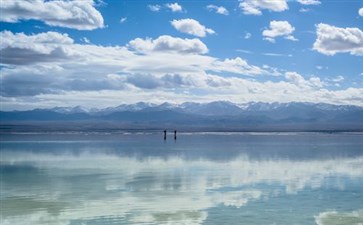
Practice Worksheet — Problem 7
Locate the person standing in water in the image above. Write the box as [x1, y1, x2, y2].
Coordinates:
[174, 130, 177, 140]
[163, 130, 167, 140]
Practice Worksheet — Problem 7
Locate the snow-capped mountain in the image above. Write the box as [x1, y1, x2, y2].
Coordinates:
[47, 101, 363, 117]
[1, 101, 363, 131]
[51, 106, 90, 114]
[16, 101, 363, 117]
[97, 102, 157, 115]
[180, 101, 243, 116]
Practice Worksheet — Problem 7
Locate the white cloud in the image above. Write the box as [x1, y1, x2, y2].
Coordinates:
[206, 5, 229, 15]
[1, 30, 363, 109]
[94, 0, 107, 7]
[262, 52, 291, 57]
[285, 35, 298, 42]
[171, 19, 215, 37]
[148, 3, 183, 12]
[297, 0, 321, 5]
[359, 7, 363, 17]
[1, 30, 74, 46]
[236, 49, 253, 54]
[239, 0, 288, 15]
[0, 0, 104, 30]
[299, 8, 310, 13]
[285, 72, 323, 89]
[165, 2, 183, 12]
[128, 35, 209, 55]
[81, 37, 90, 44]
[212, 57, 265, 76]
[244, 32, 252, 39]
[120, 17, 127, 23]
[0, 30, 76, 65]
[263, 20, 298, 42]
[313, 23, 363, 56]
[148, 4, 161, 12]
[332, 75, 344, 83]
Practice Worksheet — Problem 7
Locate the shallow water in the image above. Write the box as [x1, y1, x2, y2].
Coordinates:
[1, 132, 363, 225]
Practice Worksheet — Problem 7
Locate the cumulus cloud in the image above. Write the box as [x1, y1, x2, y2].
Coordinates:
[244, 32, 252, 39]
[313, 23, 363, 56]
[81, 37, 90, 43]
[120, 17, 127, 23]
[1, 31, 362, 109]
[360, 8, 363, 16]
[299, 8, 310, 13]
[128, 35, 208, 54]
[0, 30, 131, 96]
[297, 0, 321, 5]
[332, 76, 344, 83]
[0, 31, 77, 65]
[148, 3, 183, 12]
[171, 19, 215, 37]
[285, 72, 323, 89]
[212, 57, 265, 76]
[125, 73, 226, 90]
[0, 65, 129, 97]
[0, 0, 104, 30]
[0, 66, 62, 97]
[239, 0, 288, 15]
[126, 74, 162, 89]
[206, 5, 229, 15]
[263, 20, 298, 42]
[165, 2, 183, 12]
[148, 4, 161, 12]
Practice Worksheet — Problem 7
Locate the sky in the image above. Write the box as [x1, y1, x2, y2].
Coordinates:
[0, 0, 362, 110]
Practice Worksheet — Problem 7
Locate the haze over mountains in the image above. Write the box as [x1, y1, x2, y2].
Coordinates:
[1, 101, 363, 132]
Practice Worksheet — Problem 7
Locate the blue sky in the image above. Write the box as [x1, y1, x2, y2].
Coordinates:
[0, 0, 362, 110]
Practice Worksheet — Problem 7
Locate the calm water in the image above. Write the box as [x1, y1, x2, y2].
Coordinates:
[1, 132, 363, 225]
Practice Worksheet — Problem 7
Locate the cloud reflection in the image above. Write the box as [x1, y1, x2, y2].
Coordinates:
[315, 210, 363, 225]
[1, 152, 363, 224]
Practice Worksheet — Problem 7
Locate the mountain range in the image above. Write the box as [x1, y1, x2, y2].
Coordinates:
[1, 101, 363, 132]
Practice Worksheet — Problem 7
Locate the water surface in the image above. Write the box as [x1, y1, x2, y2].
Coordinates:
[1, 132, 363, 224]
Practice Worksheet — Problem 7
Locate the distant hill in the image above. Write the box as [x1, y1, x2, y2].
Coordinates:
[1, 101, 363, 132]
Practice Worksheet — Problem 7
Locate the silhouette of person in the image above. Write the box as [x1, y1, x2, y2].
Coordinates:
[174, 130, 177, 140]
[163, 130, 167, 140]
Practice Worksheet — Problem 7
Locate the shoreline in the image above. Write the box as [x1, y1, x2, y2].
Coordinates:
[2, 130, 363, 135]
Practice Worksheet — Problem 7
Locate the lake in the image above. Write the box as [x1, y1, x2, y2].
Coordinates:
[1, 132, 363, 225]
